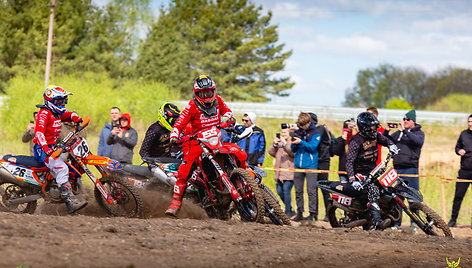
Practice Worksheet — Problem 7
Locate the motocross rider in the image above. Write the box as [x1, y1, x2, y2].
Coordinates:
[139, 102, 181, 159]
[165, 75, 247, 217]
[344, 112, 399, 230]
[33, 85, 88, 214]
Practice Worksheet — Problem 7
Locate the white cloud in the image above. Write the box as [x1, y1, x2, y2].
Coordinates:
[271, 2, 335, 21]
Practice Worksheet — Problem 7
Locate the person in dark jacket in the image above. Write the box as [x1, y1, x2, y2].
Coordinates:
[290, 112, 321, 222]
[98, 107, 121, 157]
[383, 109, 425, 229]
[107, 113, 138, 165]
[330, 119, 356, 182]
[236, 112, 266, 166]
[139, 102, 181, 159]
[448, 114, 472, 227]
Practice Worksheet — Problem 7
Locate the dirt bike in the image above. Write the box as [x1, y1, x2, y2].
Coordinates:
[226, 126, 291, 225]
[318, 152, 452, 237]
[174, 123, 265, 222]
[0, 116, 143, 218]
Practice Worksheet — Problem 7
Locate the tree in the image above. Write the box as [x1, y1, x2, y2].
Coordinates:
[137, 0, 294, 101]
[384, 97, 413, 110]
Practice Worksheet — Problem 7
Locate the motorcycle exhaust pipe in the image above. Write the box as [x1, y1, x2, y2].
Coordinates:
[4, 194, 42, 205]
[344, 219, 368, 228]
[0, 168, 33, 189]
[151, 167, 176, 186]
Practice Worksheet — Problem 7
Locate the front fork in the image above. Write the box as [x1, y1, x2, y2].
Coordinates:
[201, 145, 242, 202]
[392, 193, 425, 228]
[77, 159, 115, 204]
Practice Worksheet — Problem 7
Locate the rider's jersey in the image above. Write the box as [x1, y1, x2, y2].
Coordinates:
[170, 95, 232, 139]
[139, 121, 176, 158]
[346, 133, 393, 179]
[33, 108, 78, 151]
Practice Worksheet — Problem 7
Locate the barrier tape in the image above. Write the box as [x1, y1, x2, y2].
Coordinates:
[261, 167, 472, 183]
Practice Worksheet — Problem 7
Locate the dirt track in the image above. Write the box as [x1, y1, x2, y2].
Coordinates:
[0, 191, 470, 268]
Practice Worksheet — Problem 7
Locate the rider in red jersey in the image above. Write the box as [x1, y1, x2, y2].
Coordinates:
[165, 75, 247, 217]
[33, 85, 87, 214]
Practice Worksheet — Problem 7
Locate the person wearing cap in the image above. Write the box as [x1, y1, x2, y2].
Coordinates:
[107, 113, 138, 166]
[237, 112, 266, 167]
[383, 109, 425, 230]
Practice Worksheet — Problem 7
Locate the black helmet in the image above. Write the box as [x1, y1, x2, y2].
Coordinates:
[193, 75, 217, 117]
[157, 102, 181, 131]
[357, 112, 379, 140]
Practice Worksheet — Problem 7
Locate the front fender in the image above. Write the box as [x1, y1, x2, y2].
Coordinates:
[394, 181, 423, 203]
[83, 155, 122, 170]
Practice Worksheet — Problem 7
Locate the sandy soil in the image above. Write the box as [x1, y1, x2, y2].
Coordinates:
[0, 190, 470, 268]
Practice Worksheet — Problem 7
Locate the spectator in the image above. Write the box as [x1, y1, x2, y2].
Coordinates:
[107, 113, 138, 166]
[291, 112, 321, 222]
[309, 112, 334, 221]
[236, 112, 266, 167]
[383, 109, 425, 230]
[330, 119, 356, 183]
[367, 107, 384, 165]
[139, 102, 181, 159]
[22, 111, 38, 156]
[448, 114, 472, 227]
[98, 107, 121, 157]
[268, 128, 295, 218]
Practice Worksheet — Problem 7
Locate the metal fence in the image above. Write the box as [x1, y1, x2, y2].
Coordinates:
[175, 101, 469, 126]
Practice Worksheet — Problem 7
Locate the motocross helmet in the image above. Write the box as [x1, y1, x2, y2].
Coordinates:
[357, 112, 379, 140]
[193, 74, 217, 117]
[157, 102, 181, 131]
[43, 85, 73, 115]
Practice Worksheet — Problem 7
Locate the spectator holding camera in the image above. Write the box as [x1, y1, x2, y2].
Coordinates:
[236, 112, 266, 167]
[268, 128, 295, 218]
[447, 114, 472, 227]
[383, 109, 424, 229]
[107, 113, 138, 166]
[330, 119, 356, 182]
[291, 112, 321, 222]
[98, 107, 121, 157]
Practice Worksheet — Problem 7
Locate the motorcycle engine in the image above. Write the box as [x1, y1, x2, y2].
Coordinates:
[47, 185, 63, 202]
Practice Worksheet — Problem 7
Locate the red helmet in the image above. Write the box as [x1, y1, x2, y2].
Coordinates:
[193, 75, 217, 115]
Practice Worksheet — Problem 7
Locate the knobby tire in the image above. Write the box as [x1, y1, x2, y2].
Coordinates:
[410, 202, 453, 238]
[230, 168, 265, 223]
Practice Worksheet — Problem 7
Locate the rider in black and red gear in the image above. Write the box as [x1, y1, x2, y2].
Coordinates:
[33, 85, 87, 214]
[345, 112, 398, 230]
[165, 75, 247, 217]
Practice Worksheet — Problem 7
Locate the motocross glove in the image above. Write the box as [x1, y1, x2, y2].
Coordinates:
[388, 144, 399, 155]
[43, 146, 53, 156]
[352, 181, 363, 191]
[170, 138, 179, 145]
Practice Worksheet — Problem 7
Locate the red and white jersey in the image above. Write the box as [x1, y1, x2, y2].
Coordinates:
[33, 108, 79, 149]
[171, 95, 232, 139]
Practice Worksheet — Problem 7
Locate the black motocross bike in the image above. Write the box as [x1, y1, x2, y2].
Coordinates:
[318, 152, 452, 237]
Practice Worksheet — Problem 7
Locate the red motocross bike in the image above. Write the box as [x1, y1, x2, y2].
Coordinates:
[0, 116, 143, 217]
[175, 124, 264, 222]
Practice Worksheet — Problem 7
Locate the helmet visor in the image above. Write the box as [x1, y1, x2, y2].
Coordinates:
[54, 97, 68, 106]
[196, 89, 215, 99]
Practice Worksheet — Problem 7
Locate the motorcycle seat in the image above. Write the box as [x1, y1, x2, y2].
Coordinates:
[122, 165, 152, 177]
[2, 154, 45, 168]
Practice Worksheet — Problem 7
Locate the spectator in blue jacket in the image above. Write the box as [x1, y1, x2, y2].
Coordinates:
[237, 112, 266, 167]
[291, 112, 321, 222]
[98, 107, 121, 157]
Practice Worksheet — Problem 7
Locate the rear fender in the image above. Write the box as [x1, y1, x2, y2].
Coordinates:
[83, 155, 122, 170]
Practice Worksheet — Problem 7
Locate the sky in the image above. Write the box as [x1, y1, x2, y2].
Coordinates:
[95, 0, 472, 106]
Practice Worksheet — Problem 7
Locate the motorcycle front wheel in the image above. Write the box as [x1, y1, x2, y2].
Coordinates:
[260, 186, 291, 225]
[229, 168, 264, 223]
[94, 175, 143, 218]
[410, 202, 453, 237]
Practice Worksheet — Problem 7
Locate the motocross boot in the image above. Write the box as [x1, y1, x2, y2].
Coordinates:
[368, 202, 391, 230]
[60, 182, 88, 214]
[292, 211, 304, 222]
[165, 181, 186, 217]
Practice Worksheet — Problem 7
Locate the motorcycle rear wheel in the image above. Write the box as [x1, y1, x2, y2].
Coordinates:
[94, 175, 143, 218]
[261, 186, 291, 225]
[229, 168, 264, 223]
[410, 202, 453, 237]
[0, 181, 37, 214]
[327, 203, 347, 228]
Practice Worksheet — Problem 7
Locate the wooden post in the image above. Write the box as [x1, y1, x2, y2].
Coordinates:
[440, 178, 447, 221]
[44, 0, 56, 87]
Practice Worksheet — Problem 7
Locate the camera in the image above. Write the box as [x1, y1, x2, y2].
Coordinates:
[276, 133, 280, 139]
[289, 131, 301, 141]
[387, 122, 398, 128]
[281, 123, 297, 129]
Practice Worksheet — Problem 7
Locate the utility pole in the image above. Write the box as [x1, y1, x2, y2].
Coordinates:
[44, 0, 56, 87]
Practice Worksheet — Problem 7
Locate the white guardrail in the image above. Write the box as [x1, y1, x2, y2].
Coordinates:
[175, 100, 470, 126]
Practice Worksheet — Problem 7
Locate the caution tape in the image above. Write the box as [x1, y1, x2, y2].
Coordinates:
[261, 167, 472, 183]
